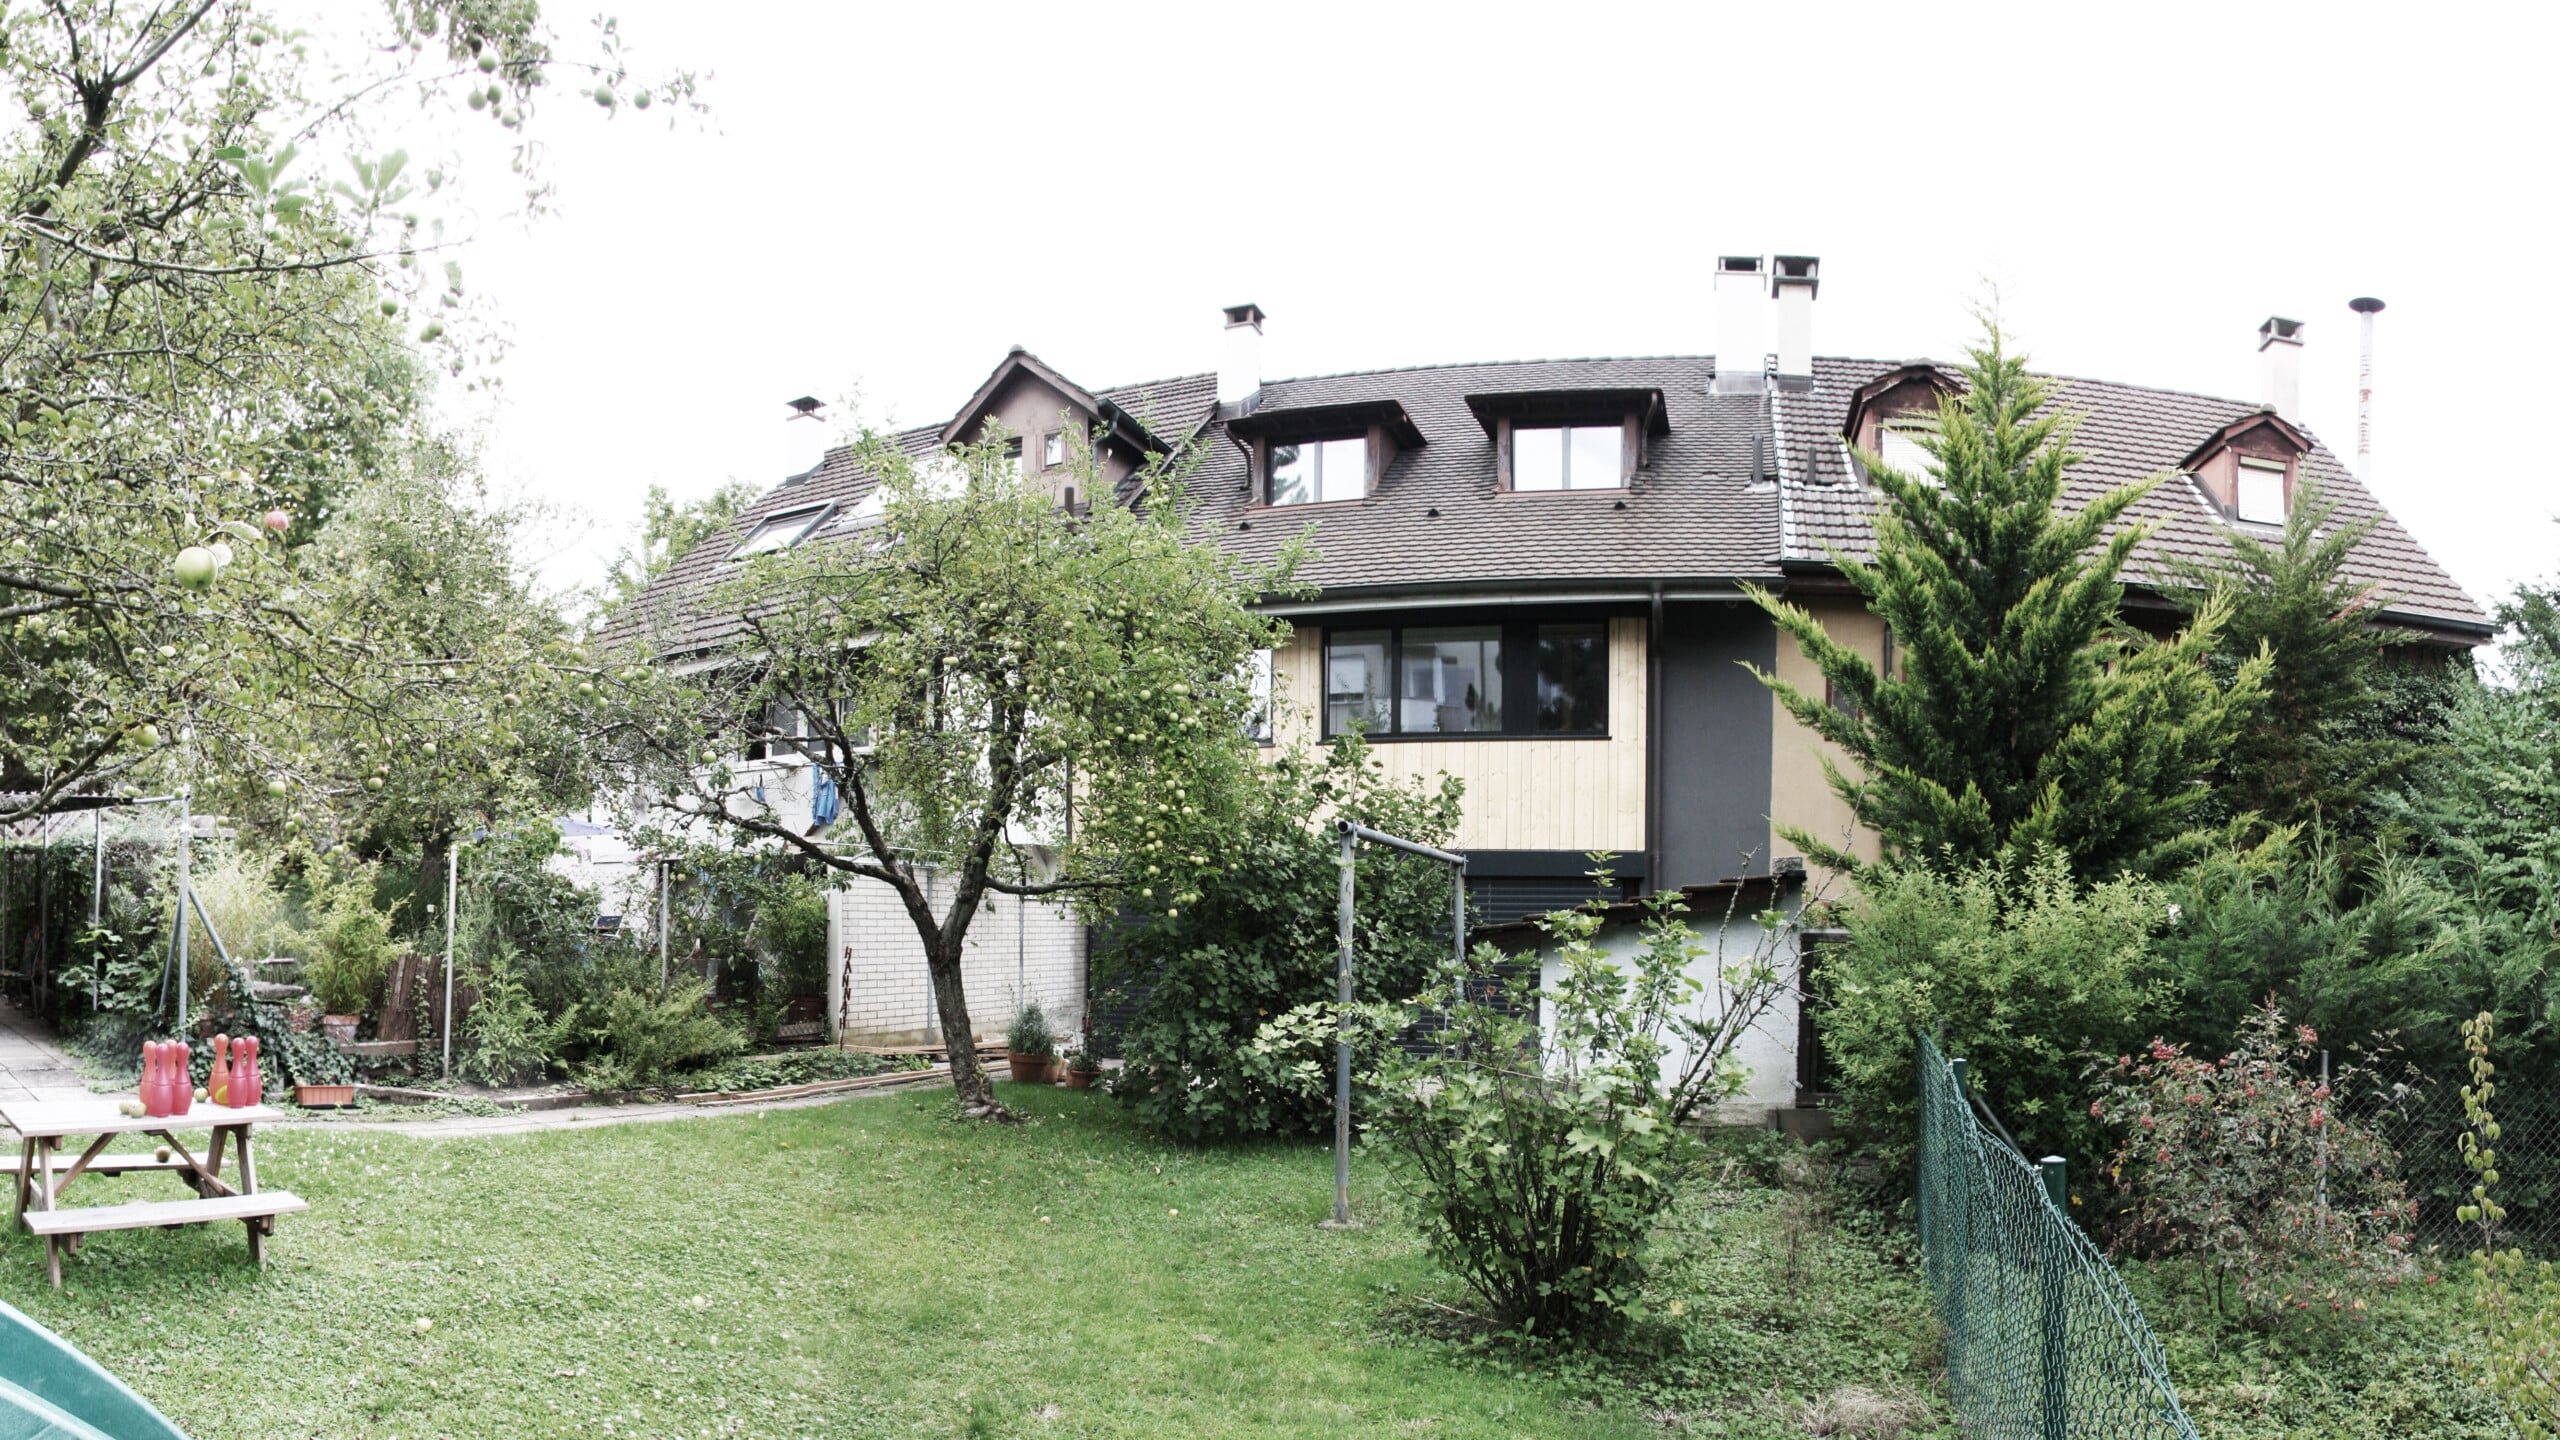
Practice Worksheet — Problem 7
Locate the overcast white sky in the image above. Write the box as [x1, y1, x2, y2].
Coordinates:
[381, 1, 2554, 616]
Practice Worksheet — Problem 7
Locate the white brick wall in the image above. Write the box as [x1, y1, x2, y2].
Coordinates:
[827, 871, 1085, 1047]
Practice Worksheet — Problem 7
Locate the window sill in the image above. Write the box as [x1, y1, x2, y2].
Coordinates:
[1494, 485, 1630, 498]
[1253, 496, 1370, 513]
[1321, 730, 1612, 745]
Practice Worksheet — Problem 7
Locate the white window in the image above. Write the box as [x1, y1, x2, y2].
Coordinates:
[1041, 430, 1067, 469]
[1243, 648, 1274, 744]
[731, 505, 829, 557]
[2236, 459, 2287, 524]
[1269, 436, 1366, 506]
[1512, 424, 1624, 491]
[1876, 421, 1934, 481]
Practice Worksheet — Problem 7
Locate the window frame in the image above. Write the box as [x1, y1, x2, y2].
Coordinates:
[1318, 616, 1612, 742]
[1262, 433, 1371, 508]
[728, 502, 836, 559]
[2234, 456, 2289, 525]
[1498, 415, 1633, 493]
[1040, 430, 1067, 469]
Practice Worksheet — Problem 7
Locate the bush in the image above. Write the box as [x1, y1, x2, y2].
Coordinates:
[1819, 850, 2168, 1171]
[2458, 1010, 2560, 1436]
[572, 980, 744, 1091]
[459, 945, 568, 1088]
[2094, 1001, 2422, 1324]
[301, 854, 404, 1017]
[1096, 736, 1463, 1140]
[1368, 892, 1790, 1340]
[1006, 1001, 1055, 1060]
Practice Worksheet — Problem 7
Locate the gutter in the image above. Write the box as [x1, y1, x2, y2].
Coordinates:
[1646, 583, 1664, 897]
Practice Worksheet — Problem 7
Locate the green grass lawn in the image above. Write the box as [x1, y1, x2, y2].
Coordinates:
[1, 1086, 1947, 1438]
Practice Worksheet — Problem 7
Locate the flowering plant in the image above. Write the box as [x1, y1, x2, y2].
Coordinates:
[2092, 1001, 2422, 1323]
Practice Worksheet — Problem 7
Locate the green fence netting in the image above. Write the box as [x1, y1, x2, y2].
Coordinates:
[1916, 1032, 2199, 1439]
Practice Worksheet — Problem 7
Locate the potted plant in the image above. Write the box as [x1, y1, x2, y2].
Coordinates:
[1064, 1034, 1104, 1091]
[1005, 1002, 1055, 1084]
[302, 857, 401, 1048]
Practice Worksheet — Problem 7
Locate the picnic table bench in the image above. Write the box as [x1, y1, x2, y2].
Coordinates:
[3, 1098, 306, 1289]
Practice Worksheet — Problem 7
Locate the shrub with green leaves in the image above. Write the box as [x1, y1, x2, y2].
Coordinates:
[1367, 891, 1791, 1339]
[1006, 1001, 1056, 1060]
[1819, 849, 2167, 1169]
[459, 945, 569, 1088]
[573, 981, 744, 1092]
[2095, 1002, 2421, 1324]
[2460, 1010, 2560, 1436]
[300, 853, 404, 1017]
[1095, 735, 1462, 1140]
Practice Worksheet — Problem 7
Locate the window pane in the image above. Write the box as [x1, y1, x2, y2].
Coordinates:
[1878, 425, 1933, 481]
[1397, 628, 1502, 733]
[1270, 443, 1314, 506]
[735, 507, 823, 556]
[1536, 624, 1608, 733]
[1243, 648, 1274, 743]
[1514, 426, 1564, 491]
[1567, 425, 1622, 488]
[1319, 436, 1367, 502]
[1042, 431, 1066, 468]
[2237, 462, 2286, 524]
[1325, 631, 1391, 736]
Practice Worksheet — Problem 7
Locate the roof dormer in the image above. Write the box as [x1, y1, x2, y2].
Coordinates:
[942, 348, 1167, 506]
[1840, 362, 1960, 484]
[1465, 388, 1669, 493]
[1225, 399, 1425, 509]
[2181, 411, 2311, 527]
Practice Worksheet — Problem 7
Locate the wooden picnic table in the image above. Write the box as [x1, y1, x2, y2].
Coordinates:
[3, 1098, 306, 1289]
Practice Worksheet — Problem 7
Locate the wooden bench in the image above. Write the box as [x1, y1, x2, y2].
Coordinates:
[23, 1192, 307, 1278]
[0, 1152, 198, 1178]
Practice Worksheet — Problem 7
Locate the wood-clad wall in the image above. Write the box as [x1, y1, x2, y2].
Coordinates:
[1268, 616, 1648, 853]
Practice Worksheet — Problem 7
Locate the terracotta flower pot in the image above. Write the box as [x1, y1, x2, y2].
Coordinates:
[295, 1083, 355, 1109]
[287, 1006, 315, 1034]
[1006, 1053, 1050, 1084]
[322, 1014, 360, 1046]
[1064, 1067, 1099, 1091]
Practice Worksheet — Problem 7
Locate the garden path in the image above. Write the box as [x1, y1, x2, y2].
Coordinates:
[0, 1000, 91, 1106]
[274, 1073, 953, 1139]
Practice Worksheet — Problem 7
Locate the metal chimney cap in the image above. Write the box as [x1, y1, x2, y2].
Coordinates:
[1772, 255, 1821, 295]
[2258, 316, 2305, 349]
[1716, 254, 1765, 276]
[786, 396, 824, 418]
[2349, 296, 2387, 315]
[1222, 303, 1266, 328]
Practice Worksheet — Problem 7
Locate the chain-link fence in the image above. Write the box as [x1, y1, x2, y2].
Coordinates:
[1917, 1032, 2199, 1440]
[2369, 1070, 2560, 1254]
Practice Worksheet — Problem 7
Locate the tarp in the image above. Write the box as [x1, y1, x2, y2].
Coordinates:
[0, 1299, 187, 1439]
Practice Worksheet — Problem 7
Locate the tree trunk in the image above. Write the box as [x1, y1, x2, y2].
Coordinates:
[925, 941, 1000, 1115]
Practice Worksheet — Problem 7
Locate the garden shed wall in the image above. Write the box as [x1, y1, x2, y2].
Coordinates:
[826, 875, 1085, 1047]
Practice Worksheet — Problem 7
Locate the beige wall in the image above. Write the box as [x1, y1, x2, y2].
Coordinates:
[1269, 616, 1648, 853]
[972, 374, 1136, 504]
[1768, 597, 1885, 880]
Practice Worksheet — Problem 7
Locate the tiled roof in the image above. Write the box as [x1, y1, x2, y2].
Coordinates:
[603, 348, 2487, 655]
[1771, 357, 2489, 635]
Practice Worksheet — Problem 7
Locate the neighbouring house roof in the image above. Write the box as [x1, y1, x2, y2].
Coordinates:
[604, 347, 2489, 657]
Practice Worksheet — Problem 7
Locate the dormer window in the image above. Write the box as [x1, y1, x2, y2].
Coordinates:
[1511, 424, 1625, 491]
[1269, 436, 1368, 507]
[1875, 419, 1933, 480]
[731, 503, 831, 557]
[2235, 458, 2287, 525]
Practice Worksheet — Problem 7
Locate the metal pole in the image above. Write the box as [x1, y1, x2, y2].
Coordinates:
[1327, 823, 1356, 1229]
[442, 840, 459, 1080]
[91, 807, 104, 1010]
[657, 858, 670, 994]
[2350, 296, 2384, 483]
[2318, 1049, 2331, 1229]
[2039, 1155, 2069, 1440]
[175, 788, 190, 1035]
[1452, 856, 1467, 973]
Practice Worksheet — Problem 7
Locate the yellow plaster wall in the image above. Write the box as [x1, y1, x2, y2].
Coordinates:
[1768, 597, 1885, 880]
[1268, 617, 1648, 852]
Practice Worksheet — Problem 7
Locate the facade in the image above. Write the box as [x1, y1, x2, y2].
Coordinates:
[612, 260, 2489, 1075]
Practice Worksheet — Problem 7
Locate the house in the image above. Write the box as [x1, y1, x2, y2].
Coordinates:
[608, 256, 2489, 1070]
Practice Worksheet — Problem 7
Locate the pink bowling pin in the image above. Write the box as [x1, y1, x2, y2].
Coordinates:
[140, 1041, 164, 1117]
[247, 1037, 264, 1106]
[170, 1042, 192, 1115]
[207, 1034, 231, 1106]
[233, 1037, 260, 1108]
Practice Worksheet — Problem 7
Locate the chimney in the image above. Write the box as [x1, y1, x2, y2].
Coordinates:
[1771, 255, 1820, 386]
[778, 395, 830, 479]
[2349, 296, 2384, 482]
[2257, 315, 2303, 421]
[1218, 303, 1265, 412]
[1712, 256, 1766, 394]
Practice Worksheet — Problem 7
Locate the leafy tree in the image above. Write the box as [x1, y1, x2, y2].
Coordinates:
[1093, 734, 1462, 1140]
[1748, 324, 2264, 879]
[598, 433, 1302, 1116]
[599, 480, 763, 608]
[2167, 483, 2459, 840]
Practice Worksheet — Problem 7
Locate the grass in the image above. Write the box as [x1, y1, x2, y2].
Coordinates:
[0, 1087, 1949, 1438]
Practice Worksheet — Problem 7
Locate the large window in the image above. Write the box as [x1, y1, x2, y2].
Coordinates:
[731, 504, 831, 557]
[2236, 458, 2287, 524]
[1323, 621, 1608, 739]
[1512, 424, 1624, 491]
[1876, 420, 1933, 479]
[1269, 435, 1367, 506]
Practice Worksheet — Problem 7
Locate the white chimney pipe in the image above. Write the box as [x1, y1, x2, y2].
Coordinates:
[1771, 255, 1820, 383]
[1219, 303, 1265, 411]
[1713, 256, 1767, 394]
[778, 395, 830, 479]
[2349, 297, 2384, 482]
[2258, 316, 2303, 421]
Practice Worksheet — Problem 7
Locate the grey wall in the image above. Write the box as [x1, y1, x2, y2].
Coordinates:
[1657, 602, 1776, 888]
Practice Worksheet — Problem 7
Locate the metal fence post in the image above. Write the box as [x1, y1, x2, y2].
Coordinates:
[1326, 824, 1356, 1229]
[2040, 1155, 2069, 1440]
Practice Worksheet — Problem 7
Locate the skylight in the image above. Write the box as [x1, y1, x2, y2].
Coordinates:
[731, 505, 830, 557]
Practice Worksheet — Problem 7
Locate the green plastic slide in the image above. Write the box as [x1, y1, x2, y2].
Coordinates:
[0, 1299, 187, 1439]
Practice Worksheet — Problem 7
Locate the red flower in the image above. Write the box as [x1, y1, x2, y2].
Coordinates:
[2090, 1101, 2105, 1119]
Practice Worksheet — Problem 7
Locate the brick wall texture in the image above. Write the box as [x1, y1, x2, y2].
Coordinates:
[827, 872, 1086, 1046]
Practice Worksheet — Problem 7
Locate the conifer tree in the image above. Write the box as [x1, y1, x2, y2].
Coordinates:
[1749, 325, 2264, 879]
[2165, 483, 2458, 840]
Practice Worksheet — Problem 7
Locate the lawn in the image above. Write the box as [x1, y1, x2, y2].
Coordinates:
[0, 1085, 1947, 1439]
